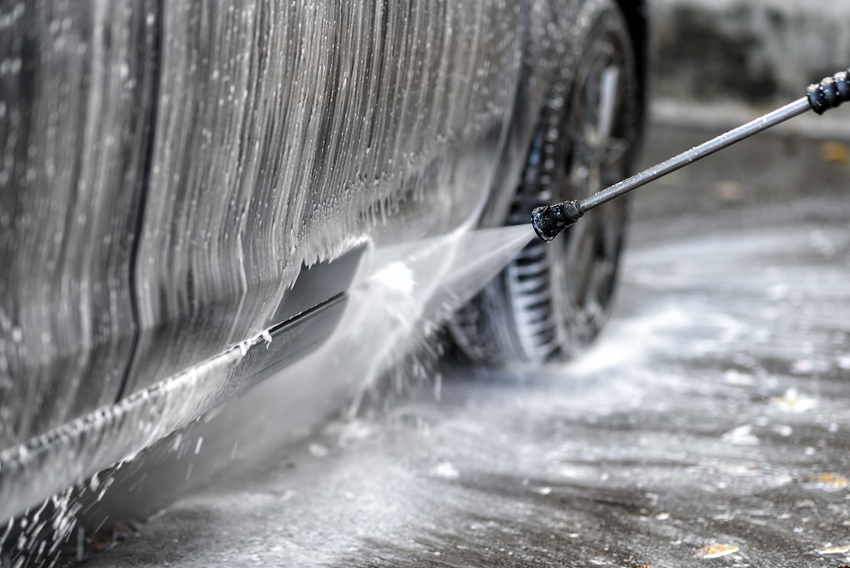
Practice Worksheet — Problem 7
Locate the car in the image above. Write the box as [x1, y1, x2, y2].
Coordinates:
[0, 0, 648, 560]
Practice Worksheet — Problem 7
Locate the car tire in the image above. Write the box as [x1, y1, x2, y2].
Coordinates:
[452, 0, 639, 364]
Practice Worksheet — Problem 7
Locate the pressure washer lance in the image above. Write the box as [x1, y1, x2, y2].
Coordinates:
[531, 68, 850, 242]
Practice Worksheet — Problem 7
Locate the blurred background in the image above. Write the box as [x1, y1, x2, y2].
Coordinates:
[652, 0, 850, 134]
[637, 0, 850, 227]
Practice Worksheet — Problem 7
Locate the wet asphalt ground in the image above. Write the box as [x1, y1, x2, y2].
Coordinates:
[88, 125, 850, 568]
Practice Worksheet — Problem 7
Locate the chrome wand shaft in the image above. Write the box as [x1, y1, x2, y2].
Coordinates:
[532, 67, 850, 241]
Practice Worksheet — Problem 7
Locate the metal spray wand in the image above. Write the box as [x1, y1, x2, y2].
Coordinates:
[531, 68, 850, 241]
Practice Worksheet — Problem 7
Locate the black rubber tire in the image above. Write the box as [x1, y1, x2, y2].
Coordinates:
[452, 0, 639, 364]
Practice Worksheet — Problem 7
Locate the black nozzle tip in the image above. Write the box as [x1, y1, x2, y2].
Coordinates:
[531, 201, 583, 241]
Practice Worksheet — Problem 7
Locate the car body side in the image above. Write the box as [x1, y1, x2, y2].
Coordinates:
[0, 0, 648, 524]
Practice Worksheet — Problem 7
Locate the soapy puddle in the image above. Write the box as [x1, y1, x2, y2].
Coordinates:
[71, 217, 850, 568]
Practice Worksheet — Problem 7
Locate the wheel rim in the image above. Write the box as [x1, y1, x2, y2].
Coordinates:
[504, 24, 635, 361]
[551, 33, 633, 350]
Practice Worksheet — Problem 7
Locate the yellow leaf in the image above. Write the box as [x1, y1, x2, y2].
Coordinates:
[811, 473, 849, 489]
[817, 544, 850, 555]
[695, 543, 739, 558]
[821, 141, 850, 164]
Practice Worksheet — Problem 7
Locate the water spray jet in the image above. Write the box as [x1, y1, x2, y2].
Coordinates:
[532, 68, 850, 242]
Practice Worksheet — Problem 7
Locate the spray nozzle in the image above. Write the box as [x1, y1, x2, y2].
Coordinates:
[531, 200, 584, 241]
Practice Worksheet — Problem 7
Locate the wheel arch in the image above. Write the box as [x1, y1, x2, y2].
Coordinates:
[613, 0, 652, 163]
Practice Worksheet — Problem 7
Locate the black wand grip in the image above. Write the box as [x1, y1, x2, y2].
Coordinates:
[807, 69, 850, 115]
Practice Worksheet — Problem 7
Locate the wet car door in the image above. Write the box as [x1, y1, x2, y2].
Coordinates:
[0, 0, 525, 521]
[122, 0, 527, 398]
